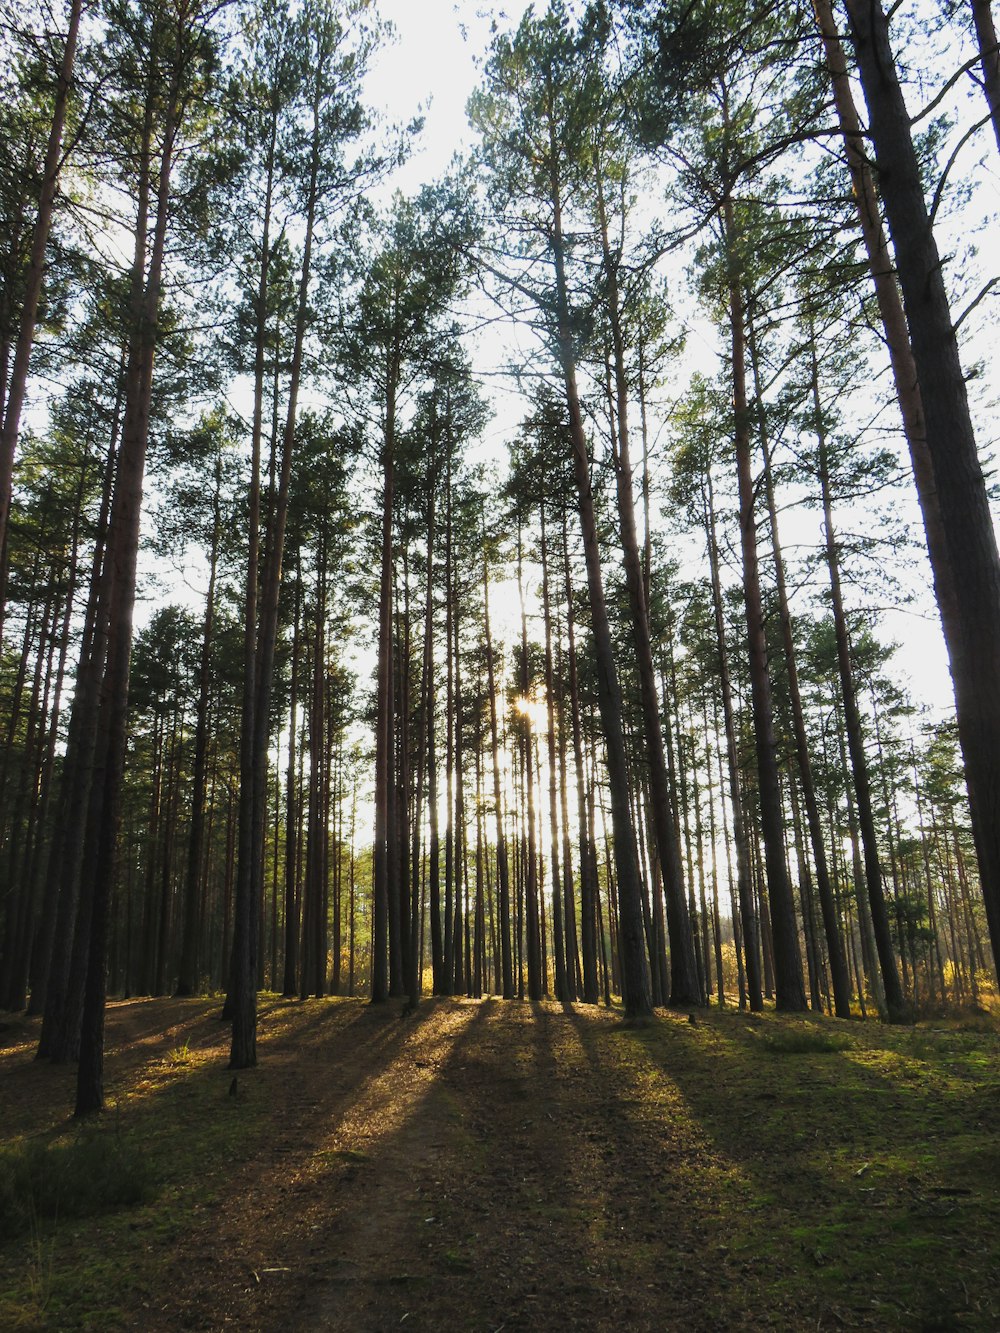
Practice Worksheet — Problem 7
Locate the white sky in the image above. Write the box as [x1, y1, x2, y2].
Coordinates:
[364, 1, 530, 188]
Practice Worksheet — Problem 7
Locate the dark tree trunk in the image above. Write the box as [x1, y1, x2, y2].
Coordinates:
[555, 601, 580, 1000]
[518, 524, 542, 1002]
[0, 0, 83, 561]
[844, 0, 1000, 984]
[482, 550, 514, 999]
[730, 294, 805, 1007]
[176, 458, 221, 996]
[540, 507, 567, 1001]
[594, 163, 700, 1008]
[971, 0, 1000, 155]
[750, 334, 852, 1017]
[283, 581, 302, 996]
[227, 74, 280, 1057]
[549, 152, 652, 1019]
[703, 468, 763, 1010]
[815, 377, 906, 1021]
[76, 65, 181, 1112]
[563, 511, 599, 1005]
[724, 180, 805, 1012]
[372, 368, 396, 1003]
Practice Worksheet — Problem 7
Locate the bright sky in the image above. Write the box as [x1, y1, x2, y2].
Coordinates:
[364, 1, 529, 187]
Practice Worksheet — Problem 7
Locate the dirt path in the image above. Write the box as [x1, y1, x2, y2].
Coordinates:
[141, 999, 767, 1332]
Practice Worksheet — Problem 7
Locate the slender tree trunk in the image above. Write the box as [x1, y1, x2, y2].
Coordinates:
[844, 0, 1000, 982]
[428, 544, 444, 994]
[228, 74, 280, 1052]
[10, 486, 83, 1011]
[594, 164, 700, 1007]
[540, 506, 567, 1000]
[723, 182, 805, 1012]
[282, 582, 302, 995]
[372, 420, 394, 1007]
[814, 350, 906, 1021]
[34, 263, 130, 1053]
[303, 559, 326, 999]
[563, 513, 599, 1004]
[556, 606, 580, 1000]
[971, 0, 1000, 155]
[549, 146, 651, 1019]
[392, 551, 408, 999]
[176, 458, 221, 996]
[76, 65, 182, 1112]
[451, 595, 466, 996]
[703, 470, 763, 1010]
[482, 547, 513, 998]
[0, 0, 84, 562]
[751, 337, 852, 1016]
[518, 523, 542, 1002]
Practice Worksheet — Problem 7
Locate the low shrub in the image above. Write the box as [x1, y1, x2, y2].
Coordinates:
[0, 1131, 154, 1238]
[760, 1028, 852, 1056]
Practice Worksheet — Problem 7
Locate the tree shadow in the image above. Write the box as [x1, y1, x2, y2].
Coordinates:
[598, 1006, 1000, 1328]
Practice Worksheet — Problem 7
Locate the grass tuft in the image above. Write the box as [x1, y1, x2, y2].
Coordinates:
[166, 1040, 191, 1066]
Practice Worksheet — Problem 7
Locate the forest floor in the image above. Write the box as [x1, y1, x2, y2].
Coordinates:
[1, 995, 999, 1331]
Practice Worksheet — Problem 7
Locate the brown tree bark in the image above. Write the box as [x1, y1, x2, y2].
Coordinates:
[725, 195, 806, 1011]
[843, 0, 1000, 984]
[0, 0, 84, 563]
[593, 162, 701, 1007]
[482, 547, 514, 998]
[549, 147, 652, 1019]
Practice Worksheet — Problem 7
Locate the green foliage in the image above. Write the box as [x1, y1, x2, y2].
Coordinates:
[0, 1132, 154, 1239]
